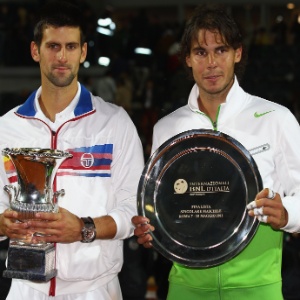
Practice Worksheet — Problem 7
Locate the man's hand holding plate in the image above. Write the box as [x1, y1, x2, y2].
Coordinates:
[132, 216, 154, 248]
[247, 188, 288, 230]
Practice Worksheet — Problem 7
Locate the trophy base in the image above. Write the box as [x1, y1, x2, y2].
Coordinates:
[3, 269, 57, 282]
[3, 242, 57, 282]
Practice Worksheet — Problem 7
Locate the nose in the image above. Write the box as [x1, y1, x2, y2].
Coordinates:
[58, 48, 67, 62]
[207, 53, 216, 68]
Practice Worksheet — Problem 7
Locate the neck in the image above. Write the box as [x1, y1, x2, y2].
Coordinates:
[197, 95, 224, 122]
[197, 78, 234, 122]
[39, 82, 78, 122]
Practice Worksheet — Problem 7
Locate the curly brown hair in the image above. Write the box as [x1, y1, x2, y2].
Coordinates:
[179, 4, 247, 82]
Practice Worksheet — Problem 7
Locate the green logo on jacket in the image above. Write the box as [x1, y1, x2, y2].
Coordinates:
[254, 110, 275, 118]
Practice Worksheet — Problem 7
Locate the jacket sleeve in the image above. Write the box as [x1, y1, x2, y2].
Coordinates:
[108, 108, 144, 239]
[277, 111, 300, 232]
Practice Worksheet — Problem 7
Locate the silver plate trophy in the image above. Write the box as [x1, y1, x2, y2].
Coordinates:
[138, 129, 263, 268]
[2, 148, 72, 281]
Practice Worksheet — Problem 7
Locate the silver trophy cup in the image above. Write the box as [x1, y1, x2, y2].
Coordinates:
[2, 148, 72, 282]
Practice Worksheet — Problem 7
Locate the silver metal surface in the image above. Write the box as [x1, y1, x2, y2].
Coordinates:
[3, 148, 72, 222]
[138, 129, 262, 267]
[2, 148, 72, 281]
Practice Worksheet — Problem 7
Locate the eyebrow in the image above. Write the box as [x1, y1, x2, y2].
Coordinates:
[45, 41, 80, 46]
[191, 44, 228, 51]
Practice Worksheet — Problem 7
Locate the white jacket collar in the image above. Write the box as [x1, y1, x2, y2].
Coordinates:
[187, 76, 249, 122]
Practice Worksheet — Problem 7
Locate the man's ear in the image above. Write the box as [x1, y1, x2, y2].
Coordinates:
[31, 41, 40, 62]
[80, 42, 88, 64]
[186, 55, 191, 67]
[234, 46, 242, 63]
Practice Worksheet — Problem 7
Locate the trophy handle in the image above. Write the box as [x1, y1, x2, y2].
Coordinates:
[52, 189, 65, 212]
[4, 185, 17, 205]
[54, 189, 65, 198]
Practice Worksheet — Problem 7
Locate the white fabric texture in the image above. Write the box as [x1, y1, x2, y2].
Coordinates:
[152, 78, 300, 233]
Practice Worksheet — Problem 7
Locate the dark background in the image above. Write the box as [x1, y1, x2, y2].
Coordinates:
[1, 1, 300, 299]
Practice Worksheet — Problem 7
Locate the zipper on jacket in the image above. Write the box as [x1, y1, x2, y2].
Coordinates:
[49, 277, 56, 296]
[212, 121, 217, 130]
[218, 266, 222, 300]
[51, 131, 56, 148]
[49, 130, 57, 297]
[196, 105, 221, 131]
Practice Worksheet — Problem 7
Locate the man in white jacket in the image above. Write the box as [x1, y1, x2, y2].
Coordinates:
[132, 4, 300, 300]
[0, 1, 144, 299]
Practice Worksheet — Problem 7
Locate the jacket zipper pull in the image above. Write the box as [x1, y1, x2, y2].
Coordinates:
[52, 131, 56, 148]
[212, 121, 217, 130]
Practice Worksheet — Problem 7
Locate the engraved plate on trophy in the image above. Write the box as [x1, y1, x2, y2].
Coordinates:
[2, 148, 72, 281]
[137, 129, 263, 268]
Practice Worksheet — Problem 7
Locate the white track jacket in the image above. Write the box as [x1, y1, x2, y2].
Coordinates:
[0, 84, 144, 296]
[152, 78, 300, 233]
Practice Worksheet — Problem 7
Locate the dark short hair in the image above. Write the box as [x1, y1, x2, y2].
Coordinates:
[179, 4, 247, 82]
[33, 0, 85, 48]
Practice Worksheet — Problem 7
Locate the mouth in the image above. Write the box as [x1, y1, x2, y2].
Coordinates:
[53, 65, 70, 72]
[204, 74, 221, 80]
[203, 74, 222, 83]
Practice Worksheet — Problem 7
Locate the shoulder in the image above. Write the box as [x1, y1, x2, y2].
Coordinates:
[90, 94, 136, 133]
[242, 94, 299, 135]
[92, 94, 127, 117]
[155, 105, 190, 130]
[152, 105, 191, 150]
[248, 94, 293, 117]
[0, 106, 22, 122]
